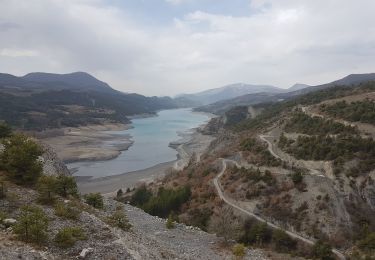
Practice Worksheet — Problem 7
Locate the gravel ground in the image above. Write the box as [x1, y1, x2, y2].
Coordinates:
[104, 199, 268, 260]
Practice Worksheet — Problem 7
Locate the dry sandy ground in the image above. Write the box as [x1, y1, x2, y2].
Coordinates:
[76, 161, 175, 195]
[39, 123, 134, 163]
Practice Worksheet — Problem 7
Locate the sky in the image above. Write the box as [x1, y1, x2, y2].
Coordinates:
[0, 0, 375, 96]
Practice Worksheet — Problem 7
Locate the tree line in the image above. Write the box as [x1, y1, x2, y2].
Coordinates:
[320, 99, 375, 125]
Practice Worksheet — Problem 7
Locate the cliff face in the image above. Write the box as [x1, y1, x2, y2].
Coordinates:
[39, 142, 71, 176]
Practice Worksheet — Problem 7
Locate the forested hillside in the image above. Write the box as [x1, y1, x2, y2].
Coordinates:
[0, 72, 178, 130]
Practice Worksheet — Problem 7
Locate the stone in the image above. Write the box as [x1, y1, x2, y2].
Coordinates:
[79, 248, 94, 258]
[3, 219, 17, 225]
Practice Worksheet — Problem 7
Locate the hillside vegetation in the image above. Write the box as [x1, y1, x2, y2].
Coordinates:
[0, 72, 179, 130]
[144, 80, 375, 259]
[320, 99, 375, 125]
[0, 126, 238, 259]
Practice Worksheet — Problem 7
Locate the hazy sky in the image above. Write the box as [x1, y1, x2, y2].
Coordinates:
[0, 0, 374, 96]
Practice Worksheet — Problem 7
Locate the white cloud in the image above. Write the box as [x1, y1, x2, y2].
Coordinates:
[0, 0, 375, 95]
[0, 48, 39, 57]
[165, 0, 190, 5]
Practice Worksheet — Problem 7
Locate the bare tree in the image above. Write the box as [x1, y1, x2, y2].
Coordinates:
[208, 206, 240, 243]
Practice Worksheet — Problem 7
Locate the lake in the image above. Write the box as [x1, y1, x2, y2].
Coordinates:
[67, 108, 211, 178]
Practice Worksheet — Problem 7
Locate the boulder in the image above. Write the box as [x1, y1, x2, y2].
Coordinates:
[3, 218, 17, 226]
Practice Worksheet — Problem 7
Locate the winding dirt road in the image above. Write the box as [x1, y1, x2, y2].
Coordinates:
[213, 158, 346, 260]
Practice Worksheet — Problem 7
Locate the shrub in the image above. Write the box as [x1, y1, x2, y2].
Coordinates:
[358, 232, 375, 251]
[130, 185, 152, 206]
[107, 210, 132, 231]
[232, 243, 246, 258]
[0, 211, 7, 223]
[54, 202, 81, 220]
[312, 239, 334, 260]
[1, 134, 43, 185]
[0, 123, 11, 139]
[116, 189, 123, 198]
[272, 229, 296, 252]
[291, 171, 303, 184]
[141, 186, 191, 218]
[55, 175, 78, 198]
[14, 205, 48, 244]
[166, 214, 175, 229]
[84, 193, 103, 209]
[241, 220, 272, 246]
[37, 175, 57, 204]
[187, 208, 212, 231]
[54, 227, 86, 248]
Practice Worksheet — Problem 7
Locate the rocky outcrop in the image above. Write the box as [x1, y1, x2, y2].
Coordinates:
[39, 142, 71, 176]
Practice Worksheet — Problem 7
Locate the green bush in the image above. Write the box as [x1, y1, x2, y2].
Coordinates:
[141, 186, 191, 218]
[130, 185, 152, 206]
[166, 214, 175, 229]
[37, 175, 57, 204]
[131, 185, 191, 218]
[14, 205, 48, 244]
[0, 123, 12, 139]
[55, 175, 78, 198]
[272, 229, 296, 252]
[54, 227, 86, 248]
[291, 171, 303, 184]
[186, 208, 212, 231]
[107, 210, 132, 231]
[84, 193, 104, 209]
[1, 134, 43, 185]
[240, 220, 272, 246]
[116, 189, 123, 198]
[312, 239, 334, 260]
[54, 202, 81, 220]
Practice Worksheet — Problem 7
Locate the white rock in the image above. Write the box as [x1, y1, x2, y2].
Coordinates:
[79, 248, 94, 258]
[3, 218, 17, 225]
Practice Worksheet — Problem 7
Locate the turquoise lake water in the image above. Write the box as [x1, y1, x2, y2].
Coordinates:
[67, 108, 210, 178]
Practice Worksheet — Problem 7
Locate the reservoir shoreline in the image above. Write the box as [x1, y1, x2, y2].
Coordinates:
[76, 128, 214, 195]
[74, 110, 215, 194]
[38, 123, 134, 164]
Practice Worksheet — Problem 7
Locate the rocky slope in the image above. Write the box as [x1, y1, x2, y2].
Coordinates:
[0, 140, 268, 260]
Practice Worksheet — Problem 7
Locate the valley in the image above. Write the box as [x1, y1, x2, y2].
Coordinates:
[0, 72, 375, 260]
[1, 2, 375, 259]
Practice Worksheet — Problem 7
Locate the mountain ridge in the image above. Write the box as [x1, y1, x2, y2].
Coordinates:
[196, 73, 375, 114]
[0, 71, 116, 94]
[0, 71, 179, 130]
[177, 83, 284, 105]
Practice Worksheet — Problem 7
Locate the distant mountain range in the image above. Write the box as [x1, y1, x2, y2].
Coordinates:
[196, 73, 375, 114]
[288, 83, 310, 91]
[0, 72, 116, 94]
[0, 72, 179, 130]
[177, 83, 285, 106]
[1, 71, 374, 129]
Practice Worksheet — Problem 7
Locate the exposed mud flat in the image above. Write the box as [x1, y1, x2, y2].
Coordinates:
[39, 123, 134, 163]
